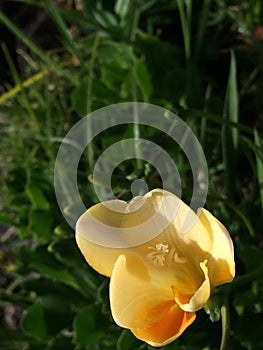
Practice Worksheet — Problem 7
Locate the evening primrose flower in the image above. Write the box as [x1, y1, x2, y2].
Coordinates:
[75, 189, 235, 347]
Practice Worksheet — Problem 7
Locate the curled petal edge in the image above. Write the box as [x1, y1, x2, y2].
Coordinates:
[173, 260, 211, 312]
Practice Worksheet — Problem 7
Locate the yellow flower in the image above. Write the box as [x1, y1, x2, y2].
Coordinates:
[75, 189, 235, 347]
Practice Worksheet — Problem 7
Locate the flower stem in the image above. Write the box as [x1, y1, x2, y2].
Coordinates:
[219, 301, 230, 350]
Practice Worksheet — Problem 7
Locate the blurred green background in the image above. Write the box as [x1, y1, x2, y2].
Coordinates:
[0, 0, 263, 349]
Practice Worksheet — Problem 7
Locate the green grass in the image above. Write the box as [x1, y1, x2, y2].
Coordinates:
[0, 1, 263, 349]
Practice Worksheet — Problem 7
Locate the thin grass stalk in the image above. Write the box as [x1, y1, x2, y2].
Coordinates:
[44, 0, 81, 59]
[194, 0, 211, 62]
[219, 301, 230, 350]
[86, 33, 100, 174]
[177, 0, 192, 63]
[200, 84, 212, 145]
[0, 66, 50, 104]
[2, 44, 39, 132]
[177, 0, 193, 108]
[128, 0, 142, 170]
[254, 129, 263, 216]
[222, 50, 239, 201]
[0, 10, 58, 69]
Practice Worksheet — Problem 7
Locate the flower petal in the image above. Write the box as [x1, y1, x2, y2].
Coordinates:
[110, 253, 174, 329]
[75, 233, 126, 277]
[75, 189, 184, 276]
[75, 199, 130, 276]
[198, 208, 235, 286]
[173, 260, 210, 312]
[132, 304, 196, 347]
[138, 190, 214, 267]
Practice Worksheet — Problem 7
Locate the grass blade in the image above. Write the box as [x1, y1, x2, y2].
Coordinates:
[1, 43, 38, 129]
[0, 10, 57, 68]
[227, 51, 239, 149]
[0, 66, 50, 104]
[222, 50, 239, 200]
[254, 129, 263, 215]
[194, 0, 211, 62]
[44, 0, 81, 58]
[177, 0, 192, 62]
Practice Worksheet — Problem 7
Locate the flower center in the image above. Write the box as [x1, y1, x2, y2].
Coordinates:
[147, 243, 169, 266]
[169, 247, 187, 264]
[147, 243, 187, 267]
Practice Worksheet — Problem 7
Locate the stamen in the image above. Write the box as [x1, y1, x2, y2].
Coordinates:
[155, 243, 169, 253]
[173, 252, 187, 264]
[147, 243, 169, 266]
[168, 247, 187, 264]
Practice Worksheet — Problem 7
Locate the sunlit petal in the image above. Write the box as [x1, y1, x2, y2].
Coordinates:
[132, 303, 196, 347]
[198, 208, 235, 286]
[75, 233, 128, 277]
[76, 189, 184, 276]
[75, 199, 130, 276]
[75, 188, 235, 347]
[125, 189, 214, 273]
[137, 190, 213, 267]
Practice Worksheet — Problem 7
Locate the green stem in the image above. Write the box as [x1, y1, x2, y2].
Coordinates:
[219, 302, 230, 350]
[86, 33, 100, 169]
[131, 65, 143, 170]
[177, 0, 192, 108]
[177, 0, 192, 63]
[130, 1, 140, 42]
[129, 0, 142, 170]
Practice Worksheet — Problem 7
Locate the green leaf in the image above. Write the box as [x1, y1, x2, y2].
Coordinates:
[70, 79, 88, 115]
[48, 239, 100, 296]
[117, 329, 142, 350]
[44, 332, 74, 350]
[204, 297, 221, 322]
[115, 0, 131, 19]
[21, 300, 48, 340]
[102, 60, 128, 88]
[26, 185, 50, 210]
[237, 244, 263, 273]
[40, 294, 74, 314]
[22, 277, 87, 306]
[134, 58, 153, 101]
[29, 210, 53, 240]
[19, 246, 78, 287]
[234, 313, 263, 349]
[0, 325, 32, 343]
[73, 306, 103, 347]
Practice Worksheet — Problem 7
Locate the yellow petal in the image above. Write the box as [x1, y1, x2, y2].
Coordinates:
[75, 199, 130, 276]
[120, 189, 214, 269]
[110, 253, 174, 329]
[173, 260, 210, 312]
[75, 189, 222, 280]
[198, 208, 235, 286]
[75, 233, 126, 277]
[132, 304, 196, 347]
[75, 189, 183, 276]
[136, 190, 213, 267]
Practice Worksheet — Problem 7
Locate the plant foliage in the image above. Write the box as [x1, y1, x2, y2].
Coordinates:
[0, 0, 263, 349]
